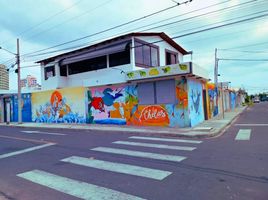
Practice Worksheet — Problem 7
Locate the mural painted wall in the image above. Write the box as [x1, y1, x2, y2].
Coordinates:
[126, 77, 190, 127]
[12, 93, 32, 122]
[32, 87, 86, 123]
[0, 99, 2, 122]
[87, 86, 127, 125]
[188, 79, 204, 127]
[230, 92, 236, 110]
[207, 83, 218, 117]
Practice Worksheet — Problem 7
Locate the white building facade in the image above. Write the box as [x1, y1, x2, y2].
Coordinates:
[38, 33, 189, 90]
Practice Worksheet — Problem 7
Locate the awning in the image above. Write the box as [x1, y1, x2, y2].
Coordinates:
[60, 41, 131, 65]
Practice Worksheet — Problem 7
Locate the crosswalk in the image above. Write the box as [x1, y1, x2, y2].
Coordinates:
[235, 129, 251, 140]
[17, 135, 203, 200]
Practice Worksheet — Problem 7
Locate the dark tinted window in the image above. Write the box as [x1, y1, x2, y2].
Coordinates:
[68, 56, 107, 75]
[60, 65, 67, 76]
[109, 50, 130, 67]
[166, 51, 177, 65]
[44, 66, 55, 80]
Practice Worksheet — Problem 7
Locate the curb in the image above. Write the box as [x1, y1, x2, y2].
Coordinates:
[0, 107, 247, 139]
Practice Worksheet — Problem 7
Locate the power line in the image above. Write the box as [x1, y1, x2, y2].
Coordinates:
[219, 41, 268, 50]
[140, 0, 260, 32]
[0, 0, 84, 47]
[20, 8, 268, 64]
[218, 49, 268, 53]
[22, 0, 114, 44]
[219, 58, 268, 61]
[22, 0, 263, 60]
[21, 0, 193, 57]
[106, 0, 233, 37]
[21, 10, 268, 65]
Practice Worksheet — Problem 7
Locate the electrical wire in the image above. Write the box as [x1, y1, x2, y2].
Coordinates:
[22, 0, 263, 60]
[0, 0, 84, 47]
[219, 58, 268, 61]
[21, 0, 115, 44]
[21, 0, 193, 57]
[20, 9, 268, 64]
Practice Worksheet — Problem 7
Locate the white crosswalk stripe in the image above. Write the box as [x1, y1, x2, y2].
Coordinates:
[91, 147, 187, 162]
[17, 170, 146, 200]
[61, 156, 172, 180]
[235, 129, 251, 140]
[16, 135, 202, 198]
[129, 136, 202, 144]
[113, 141, 196, 151]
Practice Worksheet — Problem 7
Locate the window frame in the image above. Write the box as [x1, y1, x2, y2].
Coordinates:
[134, 38, 160, 68]
[44, 65, 55, 80]
[165, 49, 178, 65]
[68, 55, 107, 76]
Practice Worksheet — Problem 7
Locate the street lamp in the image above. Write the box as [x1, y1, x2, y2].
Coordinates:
[0, 39, 22, 124]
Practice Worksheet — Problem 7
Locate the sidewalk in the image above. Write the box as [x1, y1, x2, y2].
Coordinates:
[0, 106, 246, 138]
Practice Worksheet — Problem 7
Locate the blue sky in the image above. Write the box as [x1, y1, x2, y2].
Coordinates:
[0, 0, 267, 94]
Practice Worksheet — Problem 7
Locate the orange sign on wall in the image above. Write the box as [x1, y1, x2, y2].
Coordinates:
[130, 105, 170, 126]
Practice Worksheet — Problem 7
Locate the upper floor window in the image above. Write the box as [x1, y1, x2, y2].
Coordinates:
[166, 49, 178, 65]
[68, 56, 107, 75]
[60, 65, 67, 76]
[135, 39, 159, 68]
[44, 66, 55, 80]
[109, 50, 130, 67]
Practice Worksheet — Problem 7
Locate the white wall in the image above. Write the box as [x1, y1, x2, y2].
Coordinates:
[41, 35, 187, 90]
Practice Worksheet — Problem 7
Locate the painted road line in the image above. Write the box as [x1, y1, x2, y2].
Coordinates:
[235, 124, 268, 127]
[0, 143, 55, 160]
[61, 156, 172, 180]
[21, 131, 66, 136]
[113, 141, 196, 151]
[17, 170, 145, 200]
[129, 136, 202, 144]
[0, 134, 52, 144]
[235, 129, 251, 141]
[91, 147, 186, 162]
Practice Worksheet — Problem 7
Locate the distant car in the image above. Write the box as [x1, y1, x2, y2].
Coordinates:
[254, 99, 260, 103]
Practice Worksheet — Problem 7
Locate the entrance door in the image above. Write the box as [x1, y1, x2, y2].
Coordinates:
[203, 90, 208, 120]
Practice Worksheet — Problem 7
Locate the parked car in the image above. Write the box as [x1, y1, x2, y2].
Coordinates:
[253, 98, 260, 103]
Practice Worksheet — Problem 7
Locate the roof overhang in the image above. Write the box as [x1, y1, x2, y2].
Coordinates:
[36, 32, 189, 64]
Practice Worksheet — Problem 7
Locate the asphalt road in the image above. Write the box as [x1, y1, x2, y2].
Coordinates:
[0, 103, 267, 200]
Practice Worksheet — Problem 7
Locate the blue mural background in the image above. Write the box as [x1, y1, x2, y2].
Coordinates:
[188, 79, 204, 127]
[230, 92, 236, 110]
[12, 93, 32, 122]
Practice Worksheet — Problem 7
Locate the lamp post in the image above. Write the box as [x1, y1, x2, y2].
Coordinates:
[0, 39, 22, 124]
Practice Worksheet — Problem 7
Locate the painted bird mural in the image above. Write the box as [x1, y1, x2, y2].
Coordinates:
[102, 88, 123, 106]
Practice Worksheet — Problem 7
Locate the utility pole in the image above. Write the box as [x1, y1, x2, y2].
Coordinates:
[17, 38, 22, 124]
[214, 48, 219, 115]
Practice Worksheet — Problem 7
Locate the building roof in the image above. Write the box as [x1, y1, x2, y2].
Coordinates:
[37, 32, 189, 64]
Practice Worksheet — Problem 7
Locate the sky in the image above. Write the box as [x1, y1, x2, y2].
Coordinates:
[0, 0, 268, 94]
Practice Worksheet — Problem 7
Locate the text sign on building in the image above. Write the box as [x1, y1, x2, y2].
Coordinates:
[126, 62, 191, 81]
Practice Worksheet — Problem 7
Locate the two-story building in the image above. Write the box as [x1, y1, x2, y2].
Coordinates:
[1, 32, 214, 127]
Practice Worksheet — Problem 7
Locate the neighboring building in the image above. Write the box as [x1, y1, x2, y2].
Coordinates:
[20, 75, 41, 90]
[0, 64, 9, 90]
